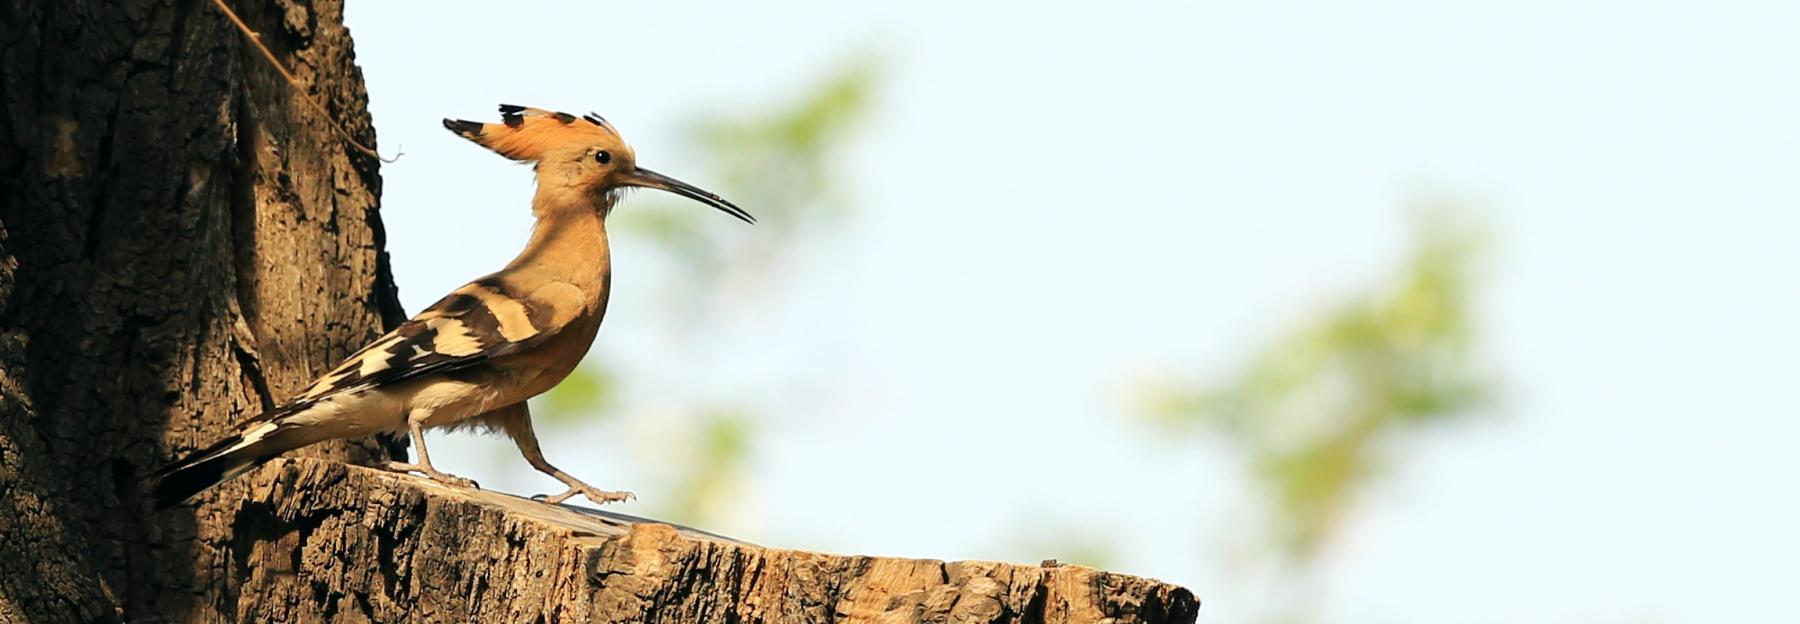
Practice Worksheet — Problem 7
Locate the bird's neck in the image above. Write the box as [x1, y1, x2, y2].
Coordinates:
[507, 194, 613, 292]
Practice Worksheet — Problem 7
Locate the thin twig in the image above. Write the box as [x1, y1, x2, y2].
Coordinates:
[209, 0, 402, 163]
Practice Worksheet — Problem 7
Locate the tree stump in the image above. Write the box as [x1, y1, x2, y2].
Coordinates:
[197, 458, 1197, 623]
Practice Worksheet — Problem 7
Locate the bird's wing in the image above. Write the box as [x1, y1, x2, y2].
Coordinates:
[152, 275, 574, 504]
[273, 275, 568, 413]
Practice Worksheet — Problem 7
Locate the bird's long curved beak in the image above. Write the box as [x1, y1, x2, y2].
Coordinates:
[622, 167, 755, 224]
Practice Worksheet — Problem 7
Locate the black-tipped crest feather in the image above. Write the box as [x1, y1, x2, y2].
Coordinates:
[443, 118, 483, 137]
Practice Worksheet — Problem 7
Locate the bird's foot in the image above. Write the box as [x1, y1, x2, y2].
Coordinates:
[379, 461, 480, 490]
[535, 483, 635, 506]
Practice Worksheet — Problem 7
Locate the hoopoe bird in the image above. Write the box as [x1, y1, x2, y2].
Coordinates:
[150, 105, 752, 508]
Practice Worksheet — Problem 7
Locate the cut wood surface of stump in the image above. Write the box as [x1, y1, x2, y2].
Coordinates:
[203, 457, 1200, 623]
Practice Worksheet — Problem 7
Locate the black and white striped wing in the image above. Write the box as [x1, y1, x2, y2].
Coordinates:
[289, 277, 556, 405]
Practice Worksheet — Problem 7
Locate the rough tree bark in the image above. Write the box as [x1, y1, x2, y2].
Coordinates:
[1, 0, 400, 620]
[0, 1, 1199, 623]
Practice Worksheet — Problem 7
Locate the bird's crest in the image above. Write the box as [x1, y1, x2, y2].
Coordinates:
[443, 104, 620, 162]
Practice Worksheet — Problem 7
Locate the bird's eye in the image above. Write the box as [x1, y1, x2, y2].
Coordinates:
[594, 150, 612, 165]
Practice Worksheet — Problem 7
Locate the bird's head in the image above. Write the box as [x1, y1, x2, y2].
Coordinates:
[444, 104, 753, 224]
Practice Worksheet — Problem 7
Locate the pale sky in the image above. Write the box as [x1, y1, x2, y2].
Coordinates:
[345, 2, 1799, 622]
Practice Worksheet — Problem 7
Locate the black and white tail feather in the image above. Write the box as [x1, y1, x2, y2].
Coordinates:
[148, 406, 311, 507]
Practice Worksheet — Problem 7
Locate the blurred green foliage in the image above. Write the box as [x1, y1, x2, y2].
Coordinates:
[534, 365, 617, 427]
[656, 408, 754, 524]
[1144, 208, 1493, 564]
[615, 56, 880, 292]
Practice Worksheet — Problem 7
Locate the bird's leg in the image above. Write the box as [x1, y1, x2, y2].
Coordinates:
[502, 407, 633, 505]
[380, 420, 479, 489]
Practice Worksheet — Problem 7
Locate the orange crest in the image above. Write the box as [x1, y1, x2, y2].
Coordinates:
[443, 104, 620, 162]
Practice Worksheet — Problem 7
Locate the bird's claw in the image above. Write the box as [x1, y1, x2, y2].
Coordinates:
[538, 485, 634, 506]
[425, 472, 479, 490]
[379, 461, 479, 490]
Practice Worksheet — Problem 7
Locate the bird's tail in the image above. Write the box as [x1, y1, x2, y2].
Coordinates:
[149, 420, 300, 508]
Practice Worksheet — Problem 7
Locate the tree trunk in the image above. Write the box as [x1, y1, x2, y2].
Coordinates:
[0, 0, 401, 620]
[0, 2, 1199, 623]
